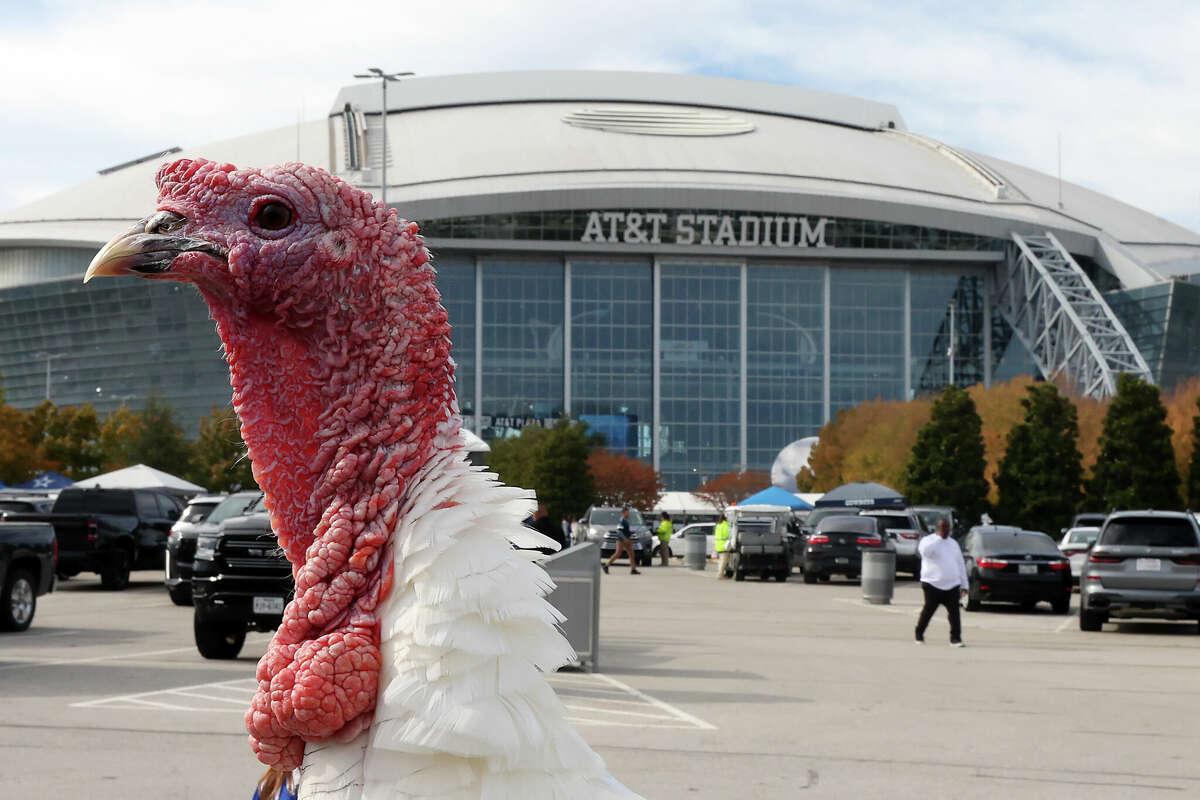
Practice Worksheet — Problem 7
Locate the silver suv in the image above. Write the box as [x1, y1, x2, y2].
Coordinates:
[859, 508, 926, 579]
[1079, 510, 1200, 632]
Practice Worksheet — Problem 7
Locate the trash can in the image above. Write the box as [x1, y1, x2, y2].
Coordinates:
[861, 550, 896, 604]
[685, 530, 707, 571]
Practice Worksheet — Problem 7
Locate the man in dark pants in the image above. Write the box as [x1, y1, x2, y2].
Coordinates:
[915, 518, 969, 646]
[603, 507, 641, 575]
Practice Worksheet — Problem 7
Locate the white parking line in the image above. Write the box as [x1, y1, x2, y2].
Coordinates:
[72, 672, 717, 731]
[0, 646, 200, 672]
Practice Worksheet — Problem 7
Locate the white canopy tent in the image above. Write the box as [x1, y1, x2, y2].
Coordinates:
[72, 464, 207, 496]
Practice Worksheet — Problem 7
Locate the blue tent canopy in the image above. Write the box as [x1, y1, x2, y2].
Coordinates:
[14, 471, 75, 490]
[738, 486, 814, 510]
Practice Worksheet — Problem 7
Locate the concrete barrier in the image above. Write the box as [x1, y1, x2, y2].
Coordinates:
[542, 542, 601, 671]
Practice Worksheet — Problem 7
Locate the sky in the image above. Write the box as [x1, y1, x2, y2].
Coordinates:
[2, 0, 1198, 233]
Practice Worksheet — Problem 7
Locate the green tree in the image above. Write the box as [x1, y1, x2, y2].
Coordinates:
[486, 425, 552, 491]
[995, 384, 1083, 533]
[98, 404, 143, 471]
[35, 403, 104, 480]
[530, 419, 598, 523]
[0, 405, 47, 485]
[1087, 373, 1181, 510]
[188, 406, 257, 492]
[1187, 397, 1200, 509]
[903, 385, 990, 526]
[97, 395, 193, 478]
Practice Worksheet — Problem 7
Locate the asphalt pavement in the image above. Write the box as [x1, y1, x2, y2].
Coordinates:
[2, 561, 1199, 798]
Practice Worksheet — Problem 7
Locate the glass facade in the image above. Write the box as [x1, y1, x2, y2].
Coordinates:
[570, 259, 653, 458]
[658, 262, 742, 488]
[479, 256, 563, 440]
[0, 231, 1058, 491]
[746, 264, 824, 474]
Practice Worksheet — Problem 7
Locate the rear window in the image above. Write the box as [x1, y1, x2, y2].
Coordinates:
[816, 516, 877, 535]
[980, 532, 1060, 554]
[0, 501, 35, 513]
[868, 514, 915, 531]
[207, 493, 261, 525]
[53, 490, 135, 515]
[1066, 528, 1099, 544]
[180, 502, 218, 524]
[1101, 518, 1199, 548]
[916, 510, 948, 530]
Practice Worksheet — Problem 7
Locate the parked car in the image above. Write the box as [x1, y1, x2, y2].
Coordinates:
[0, 521, 56, 631]
[670, 522, 716, 559]
[803, 515, 885, 583]
[3, 487, 183, 589]
[1078, 511, 1200, 632]
[191, 495, 292, 659]
[860, 508, 926, 579]
[582, 506, 653, 566]
[165, 491, 260, 606]
[1058, 526, 1100, 585]
[961, 526, 1071, 613]
[1072, 512, 1108, 529]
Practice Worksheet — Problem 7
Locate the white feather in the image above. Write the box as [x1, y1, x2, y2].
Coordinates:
[297, 440, 642, 800]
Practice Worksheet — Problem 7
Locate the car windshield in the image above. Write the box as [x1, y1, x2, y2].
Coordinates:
[868, 514, 915, 530]
[590, 509, 643, 526]
[917, 510, 947, 529]
[207, 493, 260, 525]
[979, 532, 1060, 554]
[1066, 528, 1099, 544]
[180, 503, 219, 524]
[1101, 518, 1199, 548]
[804, 508, 846, 528]
[53, 490, 134, 515]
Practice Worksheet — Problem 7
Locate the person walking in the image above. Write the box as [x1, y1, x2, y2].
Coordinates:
[714, 515, 731, 580]
[603, 507, 641, 575]
[915, 518, 969, 646]
[656, 511, 674, 566]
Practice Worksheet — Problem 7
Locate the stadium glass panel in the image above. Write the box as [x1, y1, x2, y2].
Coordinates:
[909, 271, 986, 394]
[479, 256, 564, 440]
[746, 263, 825, 473]
[569, 259, 653, 459]
[659, 262, 741, 490]
[435, 256, 476, 426]
[829, 267, 905, 412]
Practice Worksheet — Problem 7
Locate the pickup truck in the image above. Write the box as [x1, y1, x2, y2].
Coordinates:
[3, 487, 184, 589]
[191, 497, 293, 659]
[0, 521, 56, 631]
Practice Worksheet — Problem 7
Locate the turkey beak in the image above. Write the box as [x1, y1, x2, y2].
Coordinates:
[84, 211, 226, 282]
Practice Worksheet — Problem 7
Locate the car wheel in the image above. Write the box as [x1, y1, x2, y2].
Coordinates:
[1052, 596, 1070, 614]
[100, 549, 131, 590]
[819, 575, 831, 582]
[965, 578, 982, 611]
[1079, 608, 1104, 632]
[803, 571, 818, 584]
[775, 571, 789, 582]
[168, 583, 193, 607]
[194, 616, 246, 659]
[1019, 599, 1037, 612]
[0, 568, 36, 632]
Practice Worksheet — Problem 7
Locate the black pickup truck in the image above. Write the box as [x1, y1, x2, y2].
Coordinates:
[0, 521, 56, 631]
[191, 497, 293, 659]
[3, 487, 184, 589]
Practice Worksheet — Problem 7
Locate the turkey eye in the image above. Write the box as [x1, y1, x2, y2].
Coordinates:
[253, 201, 293, 231]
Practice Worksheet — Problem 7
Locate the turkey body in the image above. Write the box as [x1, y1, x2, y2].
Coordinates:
[83, 158, 642, 800]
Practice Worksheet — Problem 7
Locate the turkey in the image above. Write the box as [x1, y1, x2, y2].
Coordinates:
[85, 158, 641, 800]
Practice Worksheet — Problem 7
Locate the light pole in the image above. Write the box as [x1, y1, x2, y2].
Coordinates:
[353, 68, 414, 207]
[35, 352, 65, 402]
[946, 298, 957, 387]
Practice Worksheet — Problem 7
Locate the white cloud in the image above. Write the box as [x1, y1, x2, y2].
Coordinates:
[1, 0, 1197, 233]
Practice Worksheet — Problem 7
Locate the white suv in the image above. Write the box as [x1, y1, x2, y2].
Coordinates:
[859, 508, 926, 579]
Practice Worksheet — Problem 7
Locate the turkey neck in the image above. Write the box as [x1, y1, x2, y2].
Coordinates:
[206, 294, 458, 567]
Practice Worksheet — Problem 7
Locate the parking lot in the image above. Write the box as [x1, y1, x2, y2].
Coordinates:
[3, 564, 1200, 798]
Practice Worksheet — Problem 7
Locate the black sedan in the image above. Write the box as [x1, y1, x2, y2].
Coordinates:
[803, 515, 885, 583]
[961, 526, 1071, 613]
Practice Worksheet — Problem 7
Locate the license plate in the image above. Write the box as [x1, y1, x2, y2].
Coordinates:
[1136, 558, 1162, 572]
[835, 557, 849, 564]
[253, 596, 284, 615]
[1019, 564, 1037, 575]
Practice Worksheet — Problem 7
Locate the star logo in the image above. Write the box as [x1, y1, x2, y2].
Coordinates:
[33, 475, 53, 488]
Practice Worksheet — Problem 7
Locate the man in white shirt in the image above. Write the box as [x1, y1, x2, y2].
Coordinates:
[915, 518, 969, 646]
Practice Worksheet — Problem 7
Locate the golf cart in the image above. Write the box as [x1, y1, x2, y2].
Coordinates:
[724, 504, 793, 582]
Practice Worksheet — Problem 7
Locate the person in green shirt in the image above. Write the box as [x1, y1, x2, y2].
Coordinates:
[655, 511, 674, 566]
[714, 517, 731, 580]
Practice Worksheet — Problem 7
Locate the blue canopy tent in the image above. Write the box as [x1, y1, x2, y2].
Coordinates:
[14, 471, 75, 490]
[738, 486, 814, 510]
[814, 481, 906, 509]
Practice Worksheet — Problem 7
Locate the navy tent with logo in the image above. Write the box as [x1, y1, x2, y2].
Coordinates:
[814, 481, 906, 509]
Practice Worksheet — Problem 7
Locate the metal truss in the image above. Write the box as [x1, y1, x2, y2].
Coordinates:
[994, 232, 1152, 398]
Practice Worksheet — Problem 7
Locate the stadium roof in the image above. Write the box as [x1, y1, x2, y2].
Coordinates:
[3, 70, 1198, 287]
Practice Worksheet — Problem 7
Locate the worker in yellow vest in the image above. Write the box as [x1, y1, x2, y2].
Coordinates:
[714, 516, 731, 579]
[656, 511, 674, 567]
